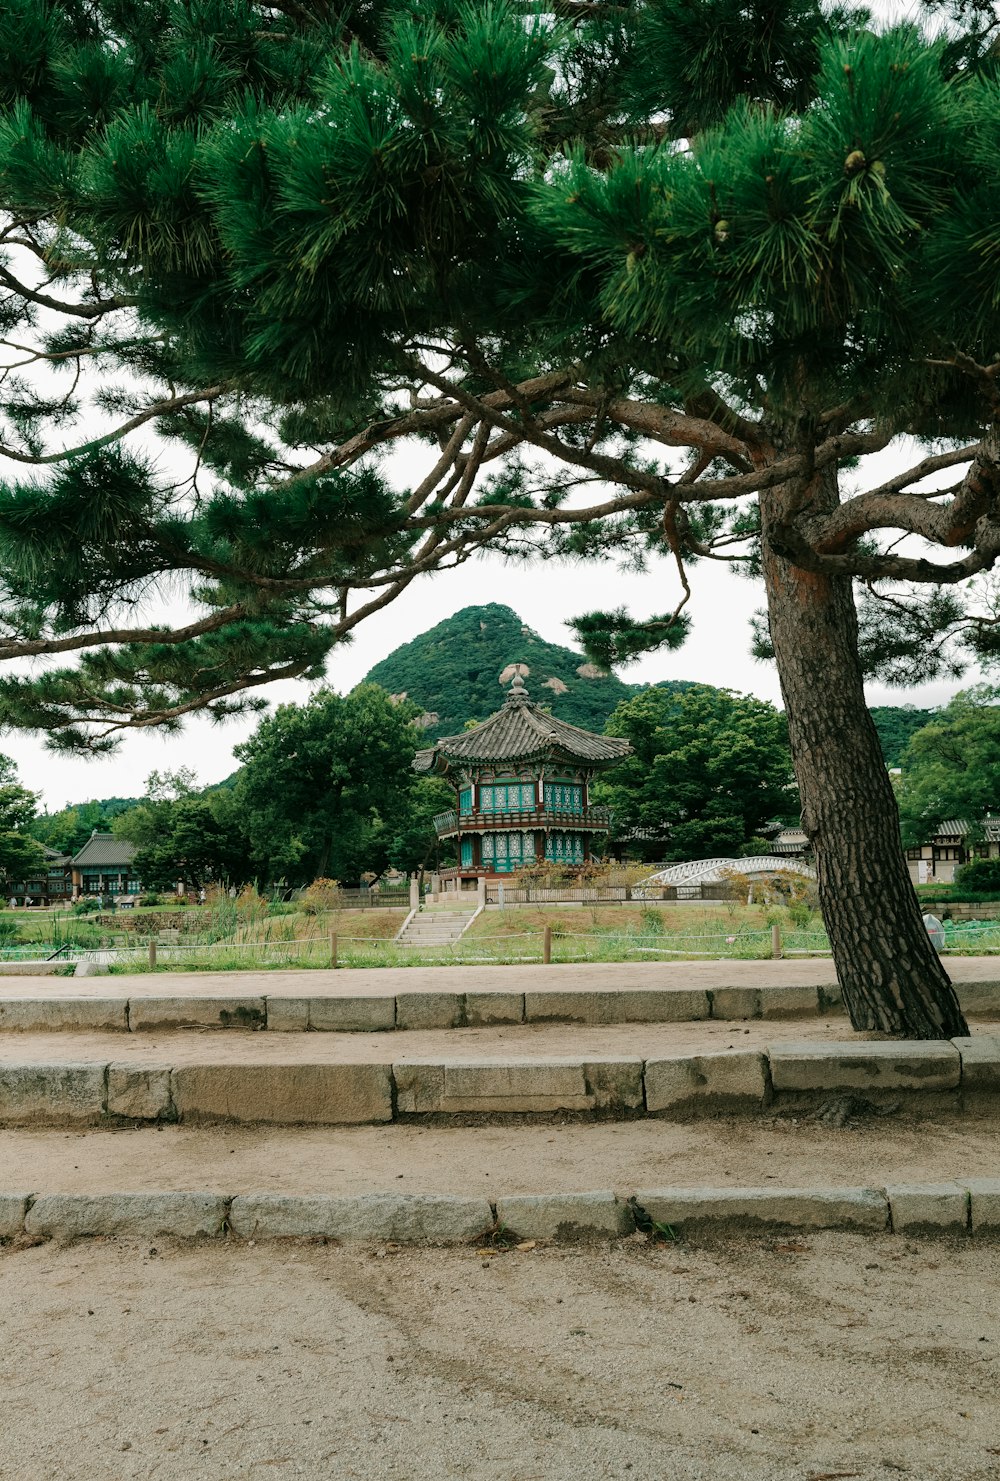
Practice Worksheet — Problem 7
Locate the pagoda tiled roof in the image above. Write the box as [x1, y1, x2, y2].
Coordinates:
[414, 673, 631, 772]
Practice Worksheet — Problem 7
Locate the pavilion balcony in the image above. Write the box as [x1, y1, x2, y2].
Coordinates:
[432, 805, 612, 838]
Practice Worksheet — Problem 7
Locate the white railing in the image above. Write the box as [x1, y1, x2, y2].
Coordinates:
[639, 856, 816, 888]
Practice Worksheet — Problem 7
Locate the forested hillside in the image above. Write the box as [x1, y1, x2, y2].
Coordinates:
[869, 706, 936, 768]
[364, 604, 657, 734]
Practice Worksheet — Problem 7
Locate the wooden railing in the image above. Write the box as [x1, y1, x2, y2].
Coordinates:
[433, 804, 612, 838]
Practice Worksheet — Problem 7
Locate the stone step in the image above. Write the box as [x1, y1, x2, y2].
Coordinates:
[1, 1114, 998, 1242]
[0, 1022, 996, 1127]
[1, 957, 998, 1033]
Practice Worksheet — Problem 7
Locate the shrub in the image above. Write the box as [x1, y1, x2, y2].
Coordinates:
[954, 858, 1000, 895]
[300, 878, 342, 914]
[138, 893, 162, 908]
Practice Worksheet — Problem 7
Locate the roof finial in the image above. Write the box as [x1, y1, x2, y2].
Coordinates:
[506, 667, 529, 702]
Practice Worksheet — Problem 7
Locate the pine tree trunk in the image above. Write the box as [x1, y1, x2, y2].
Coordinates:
[759, 486, 969, 1039]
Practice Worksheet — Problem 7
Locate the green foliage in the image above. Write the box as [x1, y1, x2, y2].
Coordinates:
[896, 688, 1000, 846]
[894, 684, 1000, 847]
[232, 683, 431, 885]
[870, 706, 936, 768]
[598, 684, 796, 860]
[114, 791, 250, 890]
[953, 858, 1000, 894]
[30, 796, 139, 855]
[900, 681, 1000, 847]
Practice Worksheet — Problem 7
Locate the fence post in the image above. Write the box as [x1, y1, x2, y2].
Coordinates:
[771, 920, 782, 959]
[409, 876, 419, 912]
[330, 932, 338, 969]
[148, 939, 156, 969]
[477, 875, 486, 908]
[543, 924, 552, 965]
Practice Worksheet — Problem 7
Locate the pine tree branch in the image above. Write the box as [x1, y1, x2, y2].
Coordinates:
[0, 264, 137, 321]
[0, 384, 228, 465]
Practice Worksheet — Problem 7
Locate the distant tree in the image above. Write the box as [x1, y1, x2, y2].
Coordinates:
[0, 755, 45, 886]
[31, 797, 140, 856]
[233, 685, 426, 886]
[599, 687, 795, 861]
[386, 774, 456, 876]
[114, 791, 251, 892]
[897, 690, 1000, 847]
[870, 707, 937, 769]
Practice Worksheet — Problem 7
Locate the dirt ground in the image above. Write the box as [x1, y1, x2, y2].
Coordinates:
[2, 1107, 999, 1196]
[1, 1232, 998, 1481]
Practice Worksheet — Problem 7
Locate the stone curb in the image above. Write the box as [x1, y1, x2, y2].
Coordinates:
[0, 975, 998, 1036]
[1, 1181, 999, 1244]
[0, 1038, 999, 1125]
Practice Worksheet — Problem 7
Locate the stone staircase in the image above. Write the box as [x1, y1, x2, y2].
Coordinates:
[0, 958, 998, 1244]
[395, 905, 479, 949]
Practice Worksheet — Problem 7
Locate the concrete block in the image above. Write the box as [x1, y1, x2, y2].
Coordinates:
[524, 989, 709, 1025]
[127, 997, 266, 1032]
[442, 1059, 590, 1112]
[887, 1183, 969, 1231]
[0, 998, 128, 1033]
[73, 962, 108, 977]
[965, 1180, 1000, 1230]
[710, 988, 761, 1020]
[583, 1058, 644, 1111]
[635, 1186, 888, 1230]
[644, 1052, 769, 1112]
[954, 982, 1000, 1017]
[496, 1191, 633, 1240]
[395, 992, 464, 1030]
[618, 990, 709, 1023]
[265, 997, 310, 1033]
[393, 1060, 444, 1114]
[953, 1036, 1000, 1092]
[307, 996, 395, 1033]
[758, 986, 822, 1019]
[229, 1192, 491, 1242]
[171, 1063, 392, 1125]
[0, 1193, 28, 1239]
[817, 983, 844, 1013]
[464, 992, 524, 1027]
[107, 1063, 173, 1120]
[0, 1063, 106, 1125]
[769, 1040, 960, 1093]
[25, 1192, 227, 1240]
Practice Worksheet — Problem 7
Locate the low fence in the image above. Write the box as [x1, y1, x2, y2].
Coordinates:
[4, 916, 1000, 971]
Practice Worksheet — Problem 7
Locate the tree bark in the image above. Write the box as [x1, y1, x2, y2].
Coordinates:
[759, 480, 969, 1040]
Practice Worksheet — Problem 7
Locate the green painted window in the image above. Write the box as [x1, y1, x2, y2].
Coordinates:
[459, 787, 473, 815]
[544, 782, 583, 813]
[460, 838, 473, 866]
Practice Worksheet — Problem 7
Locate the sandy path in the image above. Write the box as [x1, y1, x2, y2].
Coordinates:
[0, 1109, 998, 1196]
[0, 1019, 997, 1066]
[2, 955, 1000, 1000]
[1, 1233, 998, 1480]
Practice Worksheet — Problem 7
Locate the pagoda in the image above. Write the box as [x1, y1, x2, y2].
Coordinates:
[414, 671, 631, 888]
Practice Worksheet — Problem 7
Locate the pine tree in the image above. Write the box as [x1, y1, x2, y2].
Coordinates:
[3, 0, 1000, 1032]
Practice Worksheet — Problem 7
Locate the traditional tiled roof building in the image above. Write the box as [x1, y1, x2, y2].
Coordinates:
[414, 671, 631, 887]
[69, 831, 140, 899]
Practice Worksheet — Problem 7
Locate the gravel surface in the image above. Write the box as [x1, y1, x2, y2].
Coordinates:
[2, 1232, 998, 1480]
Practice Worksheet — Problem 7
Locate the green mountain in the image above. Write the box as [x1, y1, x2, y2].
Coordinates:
[869, 705, 936, 767]
[364, 603, 651, 736]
